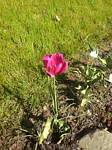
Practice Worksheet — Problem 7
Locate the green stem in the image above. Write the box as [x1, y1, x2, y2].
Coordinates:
[53, 77, 58, 117]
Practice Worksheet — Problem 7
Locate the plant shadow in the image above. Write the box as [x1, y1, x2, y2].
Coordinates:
[57, 71, 84, 106]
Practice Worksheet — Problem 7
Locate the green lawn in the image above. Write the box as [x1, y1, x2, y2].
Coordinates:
[0, 0, 112, 131]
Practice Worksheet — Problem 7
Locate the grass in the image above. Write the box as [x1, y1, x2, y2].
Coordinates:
[0, 0, 112, 130]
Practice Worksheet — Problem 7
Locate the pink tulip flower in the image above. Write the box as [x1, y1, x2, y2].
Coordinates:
[43, 53, 68, 77]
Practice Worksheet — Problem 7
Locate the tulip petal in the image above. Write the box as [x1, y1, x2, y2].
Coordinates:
[43, 52, 68, 77]
[59, 62, 68, 74]
[43, 55, 51, 67]
[55, 63, 63, 75]
[51, 53, 64, 65]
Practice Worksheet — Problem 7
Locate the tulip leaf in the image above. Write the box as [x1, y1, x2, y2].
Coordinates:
[81, 98, 90, 107]
[39, 117, 53, 144]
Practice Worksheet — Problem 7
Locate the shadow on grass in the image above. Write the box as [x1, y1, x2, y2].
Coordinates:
[1, 84, 44, 135]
